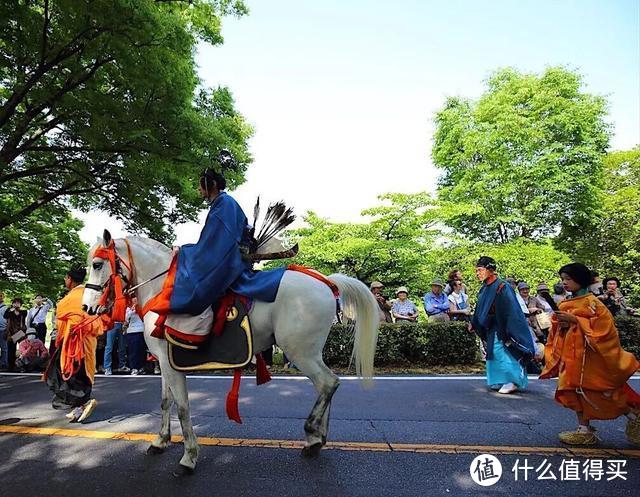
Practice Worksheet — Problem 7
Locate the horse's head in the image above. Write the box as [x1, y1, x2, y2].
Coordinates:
[83, 229, 117, 315]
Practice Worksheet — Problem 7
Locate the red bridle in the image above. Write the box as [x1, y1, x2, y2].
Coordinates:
[88, 239, 136, 326]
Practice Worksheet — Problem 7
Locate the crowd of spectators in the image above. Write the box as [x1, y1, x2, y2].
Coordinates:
[368, 269, 636, 373]
[1, 267, 636, 373]
[0, 290, 159, 374]
[369, 268, 637, 330]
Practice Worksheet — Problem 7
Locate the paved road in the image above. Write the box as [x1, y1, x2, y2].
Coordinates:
[1, 372, 639, 496]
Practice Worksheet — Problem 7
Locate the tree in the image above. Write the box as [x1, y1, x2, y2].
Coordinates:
[267, 192, 572, 304]
[589, 147, 640, 304]
[425, 239, 571, 298]
[432, 67, 610, 245]
[0, 201, 87, 299]
[0, 0, 252, 243]
[269, 193, 442, 295]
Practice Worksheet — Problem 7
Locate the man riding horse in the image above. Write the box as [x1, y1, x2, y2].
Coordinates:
[145, 152, 286, 323]
[80, 151, 379, 471]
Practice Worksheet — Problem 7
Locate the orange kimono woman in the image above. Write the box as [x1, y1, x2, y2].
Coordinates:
[45, 272, 103, 421]
[540, 262, 640, 446]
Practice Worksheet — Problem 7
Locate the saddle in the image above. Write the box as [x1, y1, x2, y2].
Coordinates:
[166, 296, 253, 372]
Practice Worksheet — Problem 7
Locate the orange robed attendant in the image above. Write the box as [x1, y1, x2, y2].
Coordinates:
[540, 262, 640, 446]
[45, 267, 103, 423]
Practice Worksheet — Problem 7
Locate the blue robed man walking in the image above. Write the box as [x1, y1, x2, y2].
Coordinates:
[471, 256, 535, 395]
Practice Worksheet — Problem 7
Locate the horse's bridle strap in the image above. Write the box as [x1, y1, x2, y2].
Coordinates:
[91, 239, 136, 323]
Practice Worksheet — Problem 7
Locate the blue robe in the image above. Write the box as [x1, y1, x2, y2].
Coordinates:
[169, 192, 285, 315]
[471, 278, 535, 387]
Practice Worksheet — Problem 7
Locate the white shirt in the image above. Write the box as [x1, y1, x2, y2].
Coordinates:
[125, 307, 145, 333]
[27, 299, 53, 327]
[448, 291, 468, 309]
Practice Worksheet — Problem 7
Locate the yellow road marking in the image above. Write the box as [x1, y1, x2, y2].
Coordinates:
[1, 424, 639, 458]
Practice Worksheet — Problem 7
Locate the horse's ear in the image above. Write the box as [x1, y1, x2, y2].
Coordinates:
[103, 229, 112, 247]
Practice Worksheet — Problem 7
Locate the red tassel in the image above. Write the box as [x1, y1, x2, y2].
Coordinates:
[112, 277, 128, 322]
[255, 353, 272, 385]
[213, 293, 234, 336]
[226, 369, 243, 424]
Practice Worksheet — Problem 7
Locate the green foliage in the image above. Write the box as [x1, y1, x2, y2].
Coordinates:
[426, 238, 571, 297]
[0, 201, 87, 299]
[325, 322, 478, 367]
[615, 316, 640, 360]
[0, 0, 251, 291]
[270, 191, 571, 303]
[323, 317, 640, 369]
[586, 148, 640, 305]
[269, 193, 442, 294]
[433, 67, 610, 245]
[0, 0, 252, 243]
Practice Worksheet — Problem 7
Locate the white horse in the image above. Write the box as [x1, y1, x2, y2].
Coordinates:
[83, 231, 379, 474]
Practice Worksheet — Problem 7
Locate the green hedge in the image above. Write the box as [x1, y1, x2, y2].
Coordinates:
[324, 321, 478, 366]
[323, 317, 640, 367]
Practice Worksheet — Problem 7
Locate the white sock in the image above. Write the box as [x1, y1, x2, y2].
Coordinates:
[577, 425, 590, 433]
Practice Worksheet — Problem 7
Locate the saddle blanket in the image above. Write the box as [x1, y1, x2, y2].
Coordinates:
[165, 306, 214, 343]
[166, 297, 253, 372]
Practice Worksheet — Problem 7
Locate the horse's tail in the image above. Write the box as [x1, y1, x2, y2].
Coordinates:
[328, 274, 379, 386]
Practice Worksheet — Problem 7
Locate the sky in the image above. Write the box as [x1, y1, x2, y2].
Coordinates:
[78, 0, 640, 245]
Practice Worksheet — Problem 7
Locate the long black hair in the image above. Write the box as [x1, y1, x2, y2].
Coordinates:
[199, 168, 227, 195]
[200, 149, 237, 196]
[558, 263, 592, 289]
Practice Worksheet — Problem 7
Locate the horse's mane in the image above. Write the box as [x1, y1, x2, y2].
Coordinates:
[127, 236, 171, 253]
[87, 235, 170, 265]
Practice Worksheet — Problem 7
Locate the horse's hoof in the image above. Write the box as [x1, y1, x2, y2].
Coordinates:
[301, 442, 323, 459]
[172, 464, 195, 477]
[146, 445, 165, 456]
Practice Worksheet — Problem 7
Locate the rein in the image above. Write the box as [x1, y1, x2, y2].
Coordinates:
[127, 269, 169, 294]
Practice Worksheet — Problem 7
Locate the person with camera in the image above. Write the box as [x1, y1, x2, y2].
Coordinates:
[392, 287, 419, 323]
[518, 282, 552, 340]
[26, 294, 54, 345]
[15, 331, 49, 372]
[370, 281, 393, 323]
[599, 277, 636, 317]
[448, 279, 471, 322]
[3, 297, 28, 372]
